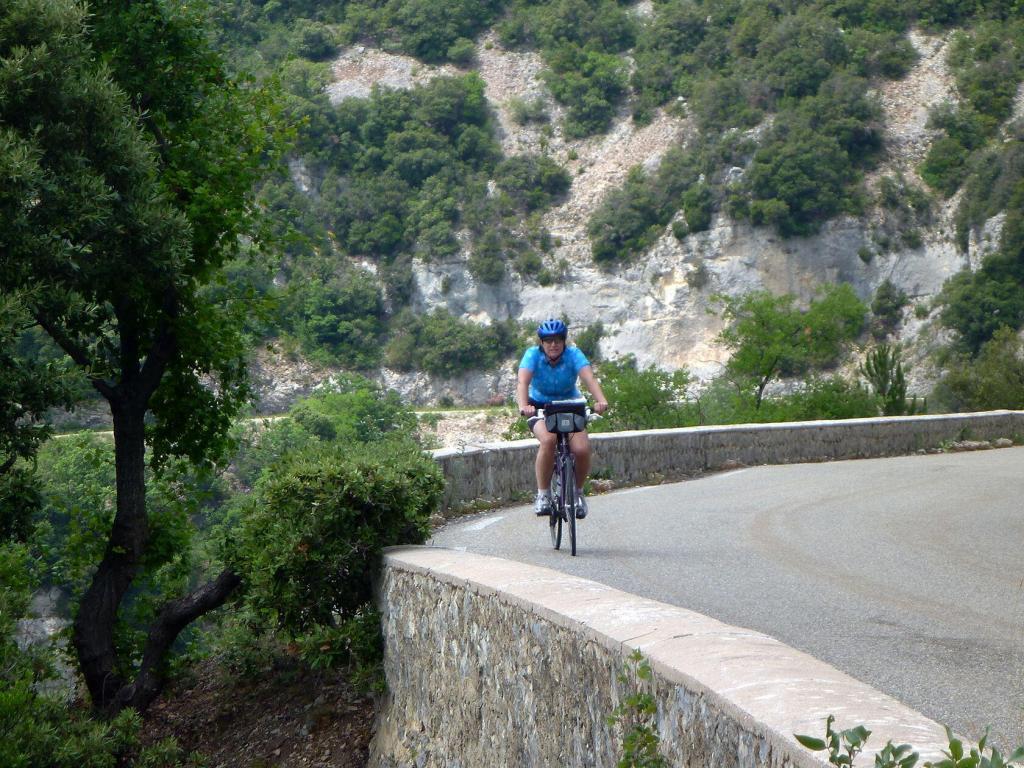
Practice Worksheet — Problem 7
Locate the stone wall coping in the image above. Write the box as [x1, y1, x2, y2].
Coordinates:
[431, 410, 1024, 458]
[383, 544, 952, 766]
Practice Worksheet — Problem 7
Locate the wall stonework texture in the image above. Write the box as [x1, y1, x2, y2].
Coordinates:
[371, 549, 950, 768]
[434, 411, 1024, 510]
[375, 415, 1020, 766]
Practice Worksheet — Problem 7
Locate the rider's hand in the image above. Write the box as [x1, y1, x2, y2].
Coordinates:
[594, 400, 609, 415]
[519, 404, 536, 418]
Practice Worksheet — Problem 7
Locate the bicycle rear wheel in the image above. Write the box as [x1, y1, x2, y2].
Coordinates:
[563, 454, 577, 556]
[549, 459, 562, 550]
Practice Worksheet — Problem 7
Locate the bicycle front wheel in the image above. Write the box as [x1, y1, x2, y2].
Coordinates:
[549, 459, 562, 550]
[563, 454, 577, 557]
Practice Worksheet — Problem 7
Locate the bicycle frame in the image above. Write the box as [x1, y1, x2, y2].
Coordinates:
[535, 399, 590, 557]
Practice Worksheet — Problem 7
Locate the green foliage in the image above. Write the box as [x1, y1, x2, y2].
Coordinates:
[871, 279, 909, 339]
[495, 154, 571, 211]
[933, 326, 1024, 411]
[953, 123, 1024, 251]
[608, 650, 668, 768]
[0, 297, 75, 475]
[496, 0, 636, 136]
[232, 439, 443, 635]
[682, 182, 714, 233]
[544, 45, 629, 138]
[0, 535, 197, 768]
[745, 112, 863, 237]
[574, 322, 605, 361]
[385, 309, 523, 376]
[921, 136, 971, 196]
[795, 714, 875, 767]
[718, 286, 867, 407]
[589, 357, 697, 431]
[697, 375, 879, 424]
[588, 148, 705, 264]
[798, 717, 1024, 768]
[232, 376, 419, 489]
[0, 468, 43, 543]
[33, 435, 212, 673]
[506, 95, 550, 125]
[939, 175, 1024, 355]
[860, 344, 921, 415]
[346, 0, 504, 63]
[279, 264, 386, 368]
[293, 607, 386, 693]
[925, 725, 1024, 768]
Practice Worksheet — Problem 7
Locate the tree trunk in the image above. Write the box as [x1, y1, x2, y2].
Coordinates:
[73, 395, 149, 711]
[71, 394, 243, 715]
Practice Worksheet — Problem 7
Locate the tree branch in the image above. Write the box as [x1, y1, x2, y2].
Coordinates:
[113, 568, 242, 714]
[33, 313, 115, 399]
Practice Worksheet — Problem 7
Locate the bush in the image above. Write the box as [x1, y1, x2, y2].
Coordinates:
[506, 95, 549, 125]
[494, 154, 571, 211]
[544, 45, 628, 138]
[233, 440, 443, 634]
[920, 136, 970, 196]
[746, 121, 856, 236]
[934, 326, 1024, 411]
[588, 356, 697, 431]
[384, 309, 524, 376]
[282, 267, 386, 368]
[870, 279, 908, 338]
[232, 376, 419, 489]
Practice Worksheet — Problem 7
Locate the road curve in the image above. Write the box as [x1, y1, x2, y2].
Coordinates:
[429, 447, 1024, 750]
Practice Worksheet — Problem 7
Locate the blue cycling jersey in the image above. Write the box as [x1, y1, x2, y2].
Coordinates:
[519, 345, 591, 403]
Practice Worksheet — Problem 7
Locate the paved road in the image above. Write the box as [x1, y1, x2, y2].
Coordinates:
[429, 447, 1024, 750]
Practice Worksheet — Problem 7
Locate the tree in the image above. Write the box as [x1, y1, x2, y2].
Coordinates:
[0, 296, 74, 476]
[859, 343, 919, 415]
[0, 0, 280, 714]
[717, 285, 867, 408]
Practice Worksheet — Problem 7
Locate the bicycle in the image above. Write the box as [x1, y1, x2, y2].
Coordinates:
[535, 399, 595, 557]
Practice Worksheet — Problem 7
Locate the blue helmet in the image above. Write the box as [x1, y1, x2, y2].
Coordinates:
[537, 318, 568, 340]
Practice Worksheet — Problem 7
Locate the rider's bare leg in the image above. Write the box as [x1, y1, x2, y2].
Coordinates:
[532, 422, 557, 490]
[570, 430, 591, 489]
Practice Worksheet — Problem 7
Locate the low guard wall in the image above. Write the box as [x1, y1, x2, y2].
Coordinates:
[372, 547, 950, 768]
[433, 411, 1024, 510]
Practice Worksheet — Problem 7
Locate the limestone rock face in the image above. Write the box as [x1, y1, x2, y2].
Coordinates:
[257, 28, 1006, 407]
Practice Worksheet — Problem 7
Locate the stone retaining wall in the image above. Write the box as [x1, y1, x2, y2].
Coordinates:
[371, 547, 950, 768]
[434, 411, 1024, 510]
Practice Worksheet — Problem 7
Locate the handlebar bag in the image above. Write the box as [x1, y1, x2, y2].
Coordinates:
[544, 402, 587, 433]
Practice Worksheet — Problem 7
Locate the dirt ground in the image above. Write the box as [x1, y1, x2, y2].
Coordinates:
[139, 659, 375, 768]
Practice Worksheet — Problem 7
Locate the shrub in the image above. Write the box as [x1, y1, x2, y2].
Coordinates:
[682, 182, 714, 232]
[934, 326, 1024, 411]
[860, 343, 920, 415]
[921, 136, 970, 196]
[755, 11, 848, 99]
[291, 19, 337, 61]
[282, 267, 386, 368]
[507, 95, 550, 125]
[574, 322, 605, 362]
[234, 440, 443, 633]
[746, 122, 855, 236]
[384, 309, 524, 376]
[588, 356, 696, 432]
[544, 45, 628, 137]
[495, 154, 571, 211]
[871, 279, 908, 338]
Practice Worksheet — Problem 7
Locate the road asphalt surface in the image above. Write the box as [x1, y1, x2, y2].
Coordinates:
[429, 446, 1024, 750]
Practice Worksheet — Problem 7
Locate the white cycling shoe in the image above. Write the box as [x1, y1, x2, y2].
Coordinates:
[534, 491, 553, 516]
[574, 492, 588, 519]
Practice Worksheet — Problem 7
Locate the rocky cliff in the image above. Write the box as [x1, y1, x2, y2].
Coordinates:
[258, 26, 1022, 409]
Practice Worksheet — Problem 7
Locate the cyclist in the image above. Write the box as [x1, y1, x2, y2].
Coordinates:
[517, 318, 609, 519]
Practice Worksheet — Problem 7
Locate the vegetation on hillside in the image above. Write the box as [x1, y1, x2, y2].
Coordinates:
[3, 0, 1024, 760]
